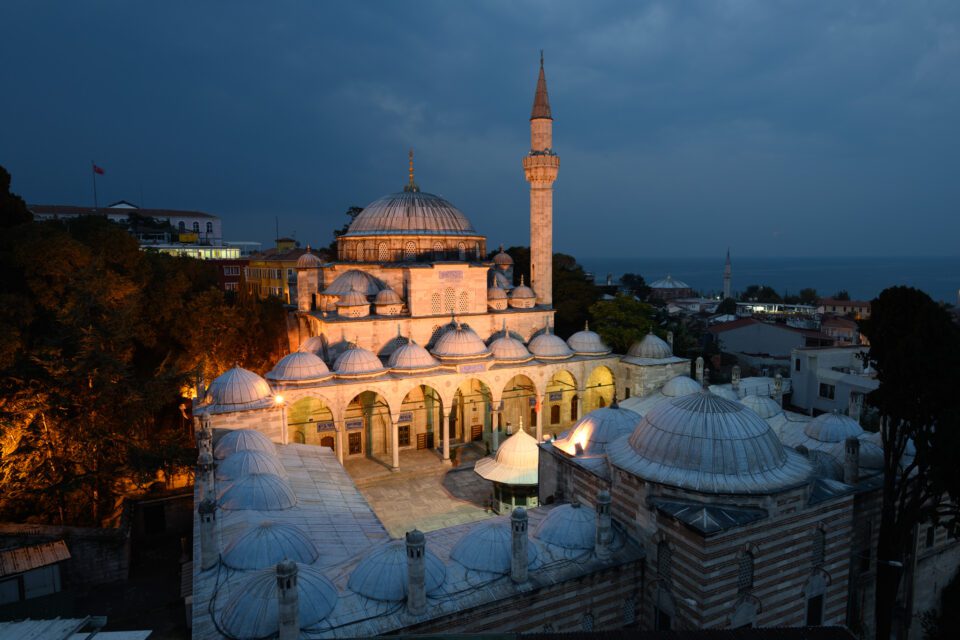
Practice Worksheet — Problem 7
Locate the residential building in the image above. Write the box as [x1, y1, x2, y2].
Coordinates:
[790, 345, 878, 416]
[708, 317, 833, 369]
[818, 298, 872, 320]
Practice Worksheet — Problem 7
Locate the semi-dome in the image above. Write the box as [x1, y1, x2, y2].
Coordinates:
[217, 450, 287, 482]
[450, 522, 537, 574]
[528, 329, 574, 360]
[345, 190, 477, 236]
[337, 291, 369, 307]
[559, 404, 642, 456]
[348, 540, 446, 601]
[266, 351, 331, 383]
[373, 288, 402, 304]
[609, 391, 812, 494]
[218, 472, 297, 511]
[298, 335, 325, 355]
[740, 394, 783, 420]
[322, 269, 385, 296]
[220, 563, 337, 638]
[492, 245, 513, 266]
[627, 331, 672, 360]
[333, 344, 386, 378]
[534, 503, 596, 550]
[388, 338, 441, 373]
[431, 322, 491, 361]
[205, 367, 273, 410]
[489, 334, 533, 363]
[214, 429, 276, 460]
[566, 322, 610, 356]
[222, 521, 319, 570]
[804, 412, 864, 443]
[296, 248, 323, 269]
[474, 426, 539, 485]
[662, 376, 701, 398]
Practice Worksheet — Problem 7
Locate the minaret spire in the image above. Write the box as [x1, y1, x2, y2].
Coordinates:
[404, 148, 419, 193]
[531, 51, 552, 120]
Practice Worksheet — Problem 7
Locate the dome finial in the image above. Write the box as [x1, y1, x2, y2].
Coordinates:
[584, 320, 589, 331]
[404, 148, 420, 193]
[519, 274, 525, 286]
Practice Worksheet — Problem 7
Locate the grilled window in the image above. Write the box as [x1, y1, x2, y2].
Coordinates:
[378, 243, 389, 262]
[658, 541, 672, 580]
[812, 529, 826, 566]
[738, 552, 754, 592]
[404, 242, 416, 261]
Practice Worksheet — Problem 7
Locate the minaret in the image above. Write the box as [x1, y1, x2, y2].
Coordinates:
[523, 52, 560, 307]
[723, 249, 732, 300]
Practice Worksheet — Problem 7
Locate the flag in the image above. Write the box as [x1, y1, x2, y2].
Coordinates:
[93, 164, 105, 175]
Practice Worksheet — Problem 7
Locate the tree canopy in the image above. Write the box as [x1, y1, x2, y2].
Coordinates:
[620, 273, 651, 299]
[740, 284, 781, 303]
[588, 294, 655, 354]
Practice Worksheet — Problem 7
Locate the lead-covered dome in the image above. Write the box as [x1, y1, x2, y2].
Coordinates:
[566, 322, 610, 356]
[217, 450, 287, 482]
[266, 351, 331, 383]
[218, 472, 297, 511]
[348, 540, 446, 601]
[388, 338, 441, 373]
[346, 191, 477, 236]
[296, 248, 323, 269]
[492, 245, 513, 267]
[222, 521, 319, 570]
[528, 329, 574, 360]
[450, 522, 537, 574]
[431, 323, 491, 361]
[662, 376, 701, 397]
[489, 334, 533, 363]
[627, 331, 672, 359]
[534, 503, 596, 550]
[333, 344, 386, 378]
[804, 412, 863, 443]
[609, 391, 811, 494]
[559, 404, 642, 456]
[475, 426, 539, 485]
[740, 394, 783, 420]
[205, 367, 273, 411]
[322, 269, 385, 296]
[214, 429, 276, 460]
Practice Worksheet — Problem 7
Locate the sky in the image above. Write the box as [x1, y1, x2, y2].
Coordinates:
[2, 1, 959, 259]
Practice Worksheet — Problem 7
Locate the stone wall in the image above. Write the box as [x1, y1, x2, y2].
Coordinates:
[0, 522, 130, 587]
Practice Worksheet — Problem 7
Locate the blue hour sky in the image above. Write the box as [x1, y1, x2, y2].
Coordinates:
[2, 1, 958, 258]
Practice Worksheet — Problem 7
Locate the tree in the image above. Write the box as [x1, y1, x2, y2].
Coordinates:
[834, 289, 851, 300]
[716, 297, 737, 315]
[798, 287, 819, 306]
[326, 206, 363, 255]
[588, 294, 655, 353]
[0, 165, 32, 228]
[860, 287, 960, 638]
[740, 284, 781, 303]
[620, 273, 651, 299]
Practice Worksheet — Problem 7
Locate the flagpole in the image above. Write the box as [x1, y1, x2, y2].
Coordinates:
[91, 161, 99, 211]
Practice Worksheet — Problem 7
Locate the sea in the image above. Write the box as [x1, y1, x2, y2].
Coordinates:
[579, 256, 960, 304]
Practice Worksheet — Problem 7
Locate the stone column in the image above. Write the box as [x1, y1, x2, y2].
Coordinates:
[197, 451, 215, 501]
[391, 416, 400, 471]
[535, 395, 543, 443]
[335, 419, 345, 465]
[442, 410, 451, 464]
[198, 498, 218, 571]
[277, 559, 299, 640]
[406, 529, 426, 616]
[844, 437, 860, 485]
[576, 389, 584, 422]
[595, 490, 612, 560]
[492, 407, 502, 452]
[511, 507, 529, 584]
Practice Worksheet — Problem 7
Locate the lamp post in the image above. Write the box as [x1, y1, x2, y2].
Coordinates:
[275, 394, 287, 444]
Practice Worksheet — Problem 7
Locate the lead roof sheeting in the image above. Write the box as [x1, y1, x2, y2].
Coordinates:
[221, 521, 319, 571]
[218, 472, 297, 511]
[216, 449, 288, 482]
[346, 191, 477, 236]
[347, 541, 446, 601]
[0, 540, 71, 577]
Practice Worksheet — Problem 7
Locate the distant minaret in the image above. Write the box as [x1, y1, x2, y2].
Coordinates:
[723, 249, 732, 300]
[523, 52, 560, 307]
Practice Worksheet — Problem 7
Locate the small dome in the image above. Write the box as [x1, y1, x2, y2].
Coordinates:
[804, 413, 864, 443]
[534, 503, 596, 550]
[487, 285, 507, 300]
[333, 344, 386, 378]
[662, 376, 701, 397]
[214, 429, 276, 460]
[266, 351, 331, 382]
[374, 288, 403, 304]
[566, 322, 610, 356]
[560, 405, 642, 456]
[450, 522, 537, 574]
[492, 270, 512, 290]
[474, 426, 539, 485]
[609, 391, 811, 494]
[346, 190, 476, 236]
[222, 521, 319, 570]
[388, 339, 441, 372]
[859, 439, 884, 470]
[296, 249, 323, 269]
[649, 274, 690, 290]
[740, 394, 783, 419]
[322, 269, 385, 296]
[627, 331, 672, 359]
[528, 330, 574, 360]
[489, 335, 533, 363]
[219, 472, 296, 511]
[220, 563, 337, 638]
[337, 291, 369, 307]
[493, 246, 513, 266]
[205, 367, 273, 410]
[431, 323, 491, 361]
[298, 335, 325, 355]
[348, 541, 446, 601]
[217, 450, 287, 482]
[510, 279, 536, 300]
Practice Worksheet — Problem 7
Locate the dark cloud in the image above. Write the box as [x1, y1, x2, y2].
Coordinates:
[3, 1, 958, 258]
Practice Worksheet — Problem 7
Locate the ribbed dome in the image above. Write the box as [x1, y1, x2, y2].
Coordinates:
[296, 249, 323, 269]
[333, 344, 386, 377]
[220, 563, 337, 638]
[205, 367, 273, 410]
[222, 521, 319, 570]
[322, 269, 385, 296]
[266, 351, 331, 382]
[559, 405, 642, 456]
[374, 288, 402, 304]
[662, 376, 701, 397]
[388, 339, 440, 372]
[217, 450, 287, 482]
[474, 427, 539, 485]
[348, 541, 446, 601]
[493, 246, 513, 266]
[534, 503, 596, 550]
[859, 440, 884, 470]
[218, 472, 297, 511]
[510, 279, 536, 300]
[337, 291, 369, 307]
[609, 391, 812, 494]
[804, 413, 864, 443]
[566, 322, 610, 355]
[740, 394, 783, 419]
[627, 331, 672, 359]
[487, 285, 507, 300]
[431, 323, 491, 361]
[450, 522, 537, 574]
[345, 191, 476, 236]
[489, 335, 533, 363]
[214, 429, 276, 460]
[710, 386, 741, 401]
[650, 274, 690, 289]
[528, 330, 573, 360]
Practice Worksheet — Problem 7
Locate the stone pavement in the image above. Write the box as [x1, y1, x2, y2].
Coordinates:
[344, 443, 496, 538]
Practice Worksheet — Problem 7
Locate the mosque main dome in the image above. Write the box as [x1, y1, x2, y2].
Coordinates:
[345, 190, 477, 236]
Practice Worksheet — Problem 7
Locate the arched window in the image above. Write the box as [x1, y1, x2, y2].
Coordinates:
[433, 242, 444, 259]
[430, 292, 442, 314]
[812, 528, 826, 566]
[474, 242, 481, 259]
[456, 290, 469, 312]
[804, 572, 828, 626]
[178, 221, 185, 232]
[378, 243, 389, 262]
[737, 552, 754, 593]
[550, 404, 561, 425]
[192, 221, 199, 232]
[404, 242, 417, 261]
[570, 395, 579, 421]
[458, 242, 466, 260]
[206, 221, 213, 234]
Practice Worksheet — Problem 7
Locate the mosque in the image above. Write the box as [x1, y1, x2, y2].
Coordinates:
[189, 58, 958, 638]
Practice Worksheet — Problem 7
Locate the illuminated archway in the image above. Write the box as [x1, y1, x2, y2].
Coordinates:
[544, 369, 578, 437]
[287, 396, 335, 449]
[450, 378, 492, 448]
[584, 365, 616, 413]
[344, 390, 392, 463]
[399, 384, 443, 452]
[501, 374, 537, 435]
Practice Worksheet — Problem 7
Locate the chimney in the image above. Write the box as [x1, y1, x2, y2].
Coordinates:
[406, 529, 426, 616]
[667, 331, 674, 353]
[197, 451, 215, 501]
[844, 437, 860, 485]
[695, 357, 704, 384]
[732, 365, 741, 392]
[276, 559, 299, 640]
[511, 507, 529, 584]
[595, 490, 612, 560]
[774, 373, 783, 406]
[848, 393, 863, 423]
[198, 498, 218, 571]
